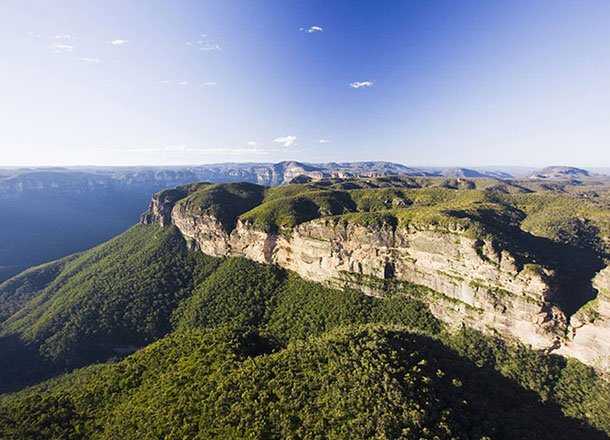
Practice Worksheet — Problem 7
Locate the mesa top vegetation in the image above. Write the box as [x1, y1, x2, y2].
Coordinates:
[153, 176, 610, 260]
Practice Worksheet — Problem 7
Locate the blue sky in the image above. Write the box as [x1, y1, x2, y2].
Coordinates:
[1, 0, 609, 167]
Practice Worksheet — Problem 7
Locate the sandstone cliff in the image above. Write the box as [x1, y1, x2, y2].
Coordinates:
[557, 266, 610, 371]
[141, 180, 610, 372]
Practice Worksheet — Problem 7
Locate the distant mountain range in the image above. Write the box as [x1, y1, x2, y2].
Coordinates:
[3, 162, 607, 196]
[0, 161, 502, 194]
[0, 161, 448, 193]
[0, 161, 607, 283]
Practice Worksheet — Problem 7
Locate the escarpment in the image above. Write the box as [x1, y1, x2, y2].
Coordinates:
[556, 266, 610, 371]
[141, 178, 610, 371]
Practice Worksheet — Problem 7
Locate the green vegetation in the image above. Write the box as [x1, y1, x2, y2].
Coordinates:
[0, 236, 608, 437]
[175, 182, 265, 231]
[0, 225, 220, 391]
[266, 275, 441, 342]
[160, 177, 610, 265]
[1, 176, 609, 438]
[506, 192, 610, 255]
[0, 254, 78, 322]
[240, 189, 355, 233]
[174, 257, 285, 329]
[1, 324, 608, 439]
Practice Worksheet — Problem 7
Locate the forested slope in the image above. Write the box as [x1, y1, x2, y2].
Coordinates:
[0, 222, 607, 438]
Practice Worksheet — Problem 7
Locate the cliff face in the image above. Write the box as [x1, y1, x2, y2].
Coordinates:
[141, 183, 610, 372]
[557, 267, 610, 371]
[171, 210, 565, 349]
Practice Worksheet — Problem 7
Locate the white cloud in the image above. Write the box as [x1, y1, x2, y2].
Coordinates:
[187, 36, 222, 51]
[201, 81, 217, 87]
[79, 57, 102, 64]
[110, 39, 128, 46]
[50, 43, 73, 53]
[54, 34, 72, 40]
[247, 141, 257, 146]
[319, 139, 331, 144]
[349, 80, 374, 89]
[301, 26, 323, 33]
[159, 80, 193, 86]
[186, 34, 222, 52]
[273, 136, 297, 147]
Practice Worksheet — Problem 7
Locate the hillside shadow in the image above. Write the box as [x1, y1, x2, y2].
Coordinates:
[451, 208, 606, 319]
[0, 334, 60, 394]
[398, 332, 608, 440]
[518, 234, 605, 316]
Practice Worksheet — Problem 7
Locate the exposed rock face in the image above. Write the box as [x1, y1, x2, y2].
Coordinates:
[557, 266, 610, 371]
[140, 187, 192, 226]
[142, 192, 609, 372]
[168, 206, 563, 347]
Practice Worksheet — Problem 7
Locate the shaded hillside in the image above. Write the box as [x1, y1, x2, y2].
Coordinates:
[1, 325, 608, 439]
[0, 225, 217, 392]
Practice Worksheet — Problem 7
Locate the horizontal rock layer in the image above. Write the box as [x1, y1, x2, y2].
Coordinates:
[142, 194, 609, 372]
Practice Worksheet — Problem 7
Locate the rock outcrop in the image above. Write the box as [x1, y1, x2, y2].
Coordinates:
[141, 184, 610, 372]
[557, 266, 610, 371]
[171, 210, 566, 349]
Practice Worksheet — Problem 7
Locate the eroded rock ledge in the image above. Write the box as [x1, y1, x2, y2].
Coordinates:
[141, 186, 610, 372]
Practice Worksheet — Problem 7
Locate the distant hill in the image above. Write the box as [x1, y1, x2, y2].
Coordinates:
[530, 166, 591, 179]
[425, 167, 513, 179]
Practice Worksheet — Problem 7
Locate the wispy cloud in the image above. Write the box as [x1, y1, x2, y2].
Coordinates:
[186, 36, 222, 51]
[110, 39, 128, 46]
[300, 26, 324, 33]
[350, 80, 374, 89]
[160, 80, 191, 86]
[79, 57, 102, 64]
[54, 34, 72, 40]
[273, 136, 297, 147]
[247, 141, 257, 146]
[50, 43, 74, 53]
[201, 81, 217, 87]
[319, 139, 331, 144]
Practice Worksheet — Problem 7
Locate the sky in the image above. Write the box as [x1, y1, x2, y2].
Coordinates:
[1, 0, 609, 167]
